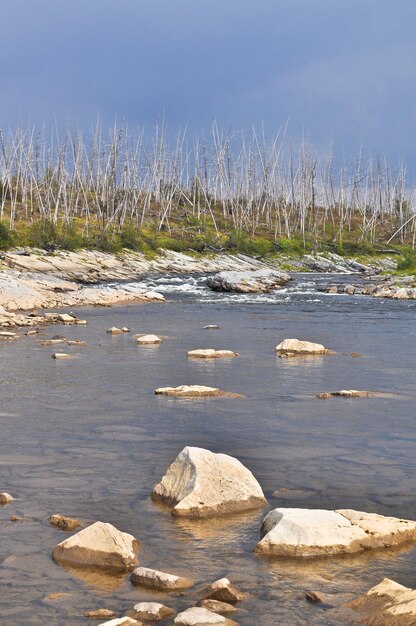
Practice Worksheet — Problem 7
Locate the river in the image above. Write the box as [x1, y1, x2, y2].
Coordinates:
[1, 273, 415, 625]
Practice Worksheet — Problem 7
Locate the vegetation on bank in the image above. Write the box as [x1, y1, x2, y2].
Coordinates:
[1, 123, 415, 263]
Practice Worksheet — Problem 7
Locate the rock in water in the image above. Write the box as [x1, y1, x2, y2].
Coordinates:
[174, 607, 237, 626]
[85, 609, 117, 619]
[0, 492, 14, 504]
[48, 514, 80, 531]
[52, 521, 139, 571]
[99, 619, 139, 626]
[132, 602, 175, 621]
[131, 567, 194, 590]
[152, 446, 267, 517]
[275, 338, 330, 356]
[154, 385, 240, 398]
[201, 578, 246, 604]
[197, 600, 238, 615]
[255, 508, 416, 557]
[348, 578, 416, 625]
[136, 334, 161, 344]
[206, 269, 291, 293]
[187, 349, 238, 359]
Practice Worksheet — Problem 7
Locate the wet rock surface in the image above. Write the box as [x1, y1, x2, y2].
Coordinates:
[348, 578, 416, 625]
[206, 269, 291, 293]
[130, 566, 194, 590]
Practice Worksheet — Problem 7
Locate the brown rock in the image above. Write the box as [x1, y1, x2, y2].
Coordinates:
[49, 514, 81, 531]
[202, 578, 246, 604]
[305, 591, 325, 604]
[130, 567, 194, 591]
[84, 608, 117, 619]
[348, 578, 416, 625]
[0, 492, 14, 504]
[132, 602, 175, 621]
[197, 600, 238, 615]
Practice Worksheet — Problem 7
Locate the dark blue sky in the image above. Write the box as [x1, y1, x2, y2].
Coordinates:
[1, 0, 415, 165]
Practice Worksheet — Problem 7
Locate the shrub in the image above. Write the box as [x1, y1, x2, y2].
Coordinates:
[0, 223, 11, 250]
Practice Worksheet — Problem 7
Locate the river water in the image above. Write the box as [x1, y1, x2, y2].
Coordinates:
[1, 273, 415, 625]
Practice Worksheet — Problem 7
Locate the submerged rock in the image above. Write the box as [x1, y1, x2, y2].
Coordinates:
[255, 508, 416, 557]
[52, 521, 139, 571]
[174, 607, 237, 626]
[131, 566, 194, 590]
[132, 602, 175, 622]
[201, 578, 246, 604]
[275, 338, 331, 356]
[152, 446, 267, 517]
[348, 577, 416, 625]
[85, 608, 117, 619]
[48, 514, 80, 531]
[107, 327, 124, 335]
[52, 352, 73, 359]
[317, 390, 387, 399]
[187, 349, 238, 359]
[154, 385, 241, 398]
[206, 269, 291, 293]
[197, 600, 238, 615]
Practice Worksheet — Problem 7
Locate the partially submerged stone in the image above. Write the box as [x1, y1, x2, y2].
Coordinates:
[348, 578, 416, 625]
[197, 600, 238, 615]
[201, 578, 246, 604]
[154, 385, 240, 398]
[67, 339, 87, 346]
[204, 324, 219, 329]
[99, 618, 139, 626]
[317, 390, 378, 399]
[85, 608, 117, 619]
[152, 446, 267, 517]
[136, 334, 161, 344]
[305, 591, 325, 604]
[206, 269, 291, 293]
[48, 513, 80, 531]
[275, 338, 331, 356]
[121, 327, 130, 333]
[187, 349, 238, 359]
[52, 521, 139, 571]
[131, 566, 194, 590]
[0, 330, 19, 339]
[107, 327, 124, 335]
[0, 492, 14, 504]
[174, 607, 237, 626]
[52, 352, 73, 359]
[57, 313, 77, 324]
[132, 602, 175, 622]
[42, 338, 67, 345]
[255, 508, 416, 557]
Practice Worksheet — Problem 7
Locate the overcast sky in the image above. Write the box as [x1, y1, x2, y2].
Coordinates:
[1, 0, 415, 165]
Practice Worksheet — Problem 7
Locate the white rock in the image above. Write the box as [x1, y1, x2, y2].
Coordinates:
[99, 618, 139, 626]
[122, 327, 130, 333]
[57, 313, 77, 324]
[349, 578, 416, 625]
[203, 325, 219, 329]
[143, 291, 165, 301]
[131, 566, 194, 590]
[255, 508, 416, 557]
[275, 338, 329, 356]
[187, 349, 238, 359]
[393, 287, 409, 300]
[154, 385, 239, 398]
[202, 578, 246, 604]
[52, 521, 140, 571]
[206, 269, 291, 293]
[174, 607, 237, 626]
[52, 353, 73, 359]
[152, 446, 267, 517]
[0, 331, 18, 338]
[136, 334, 161, 344]
[0, 492, 14, 504]
[132, 602, 175, 621]
[107, 327, 123, 335]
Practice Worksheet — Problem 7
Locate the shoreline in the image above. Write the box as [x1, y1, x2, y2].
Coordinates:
[0, 247, 413, 328]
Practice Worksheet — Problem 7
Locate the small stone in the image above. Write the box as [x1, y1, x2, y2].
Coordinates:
[10, 515, 21, 522]
[202, 578, 246, 604]
[57, 313, 77, 324]
[131, 567, 194, 591]
[25, 329, 38, 335]
[76, 319, 88, 325]
[49, 514, 81, 531]
[187, 349, 238, 359]
[275, 339, 330, 356]
[107, 327, 123, 335]
[85, 608, 117, 619]
[0, 330, 18, 338]
[197, 600, 238, 615]
[305, 591, 325, 604]
[327, 286, 338, 294]
[132, 602, 175, 621]
[47, 592, 70, 601]
[52, 353, 73, 359]
[42, 338, 67, 345]
[174, 607, 237, 626]
[0, 492, 14, 504]
[67, 340, 87, 346]
[99, 618, 139, 626]
[203, 324, 219, 329]
[136, 334, 161, 344]
[122, 327, 130, 333]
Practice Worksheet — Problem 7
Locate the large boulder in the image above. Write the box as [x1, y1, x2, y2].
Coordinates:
[348, 578, 416, 625]
[275, 338, 330, 356]
[152, 446, 267, 517]
[52, 521, 140, 571]
[255, 508, 416, 557]
[173, 607, 237, 626]
[206, 269, 291, 293]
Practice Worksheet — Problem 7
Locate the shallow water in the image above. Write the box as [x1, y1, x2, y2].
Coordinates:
[1, 273, 416, 625]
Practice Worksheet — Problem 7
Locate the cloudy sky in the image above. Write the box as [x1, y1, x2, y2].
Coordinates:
[1, 0, 415, 164]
